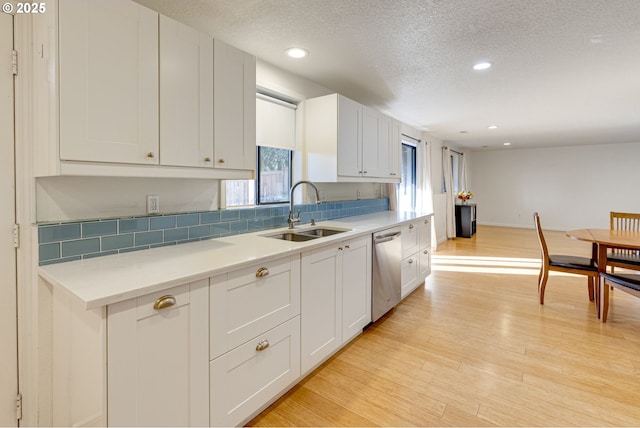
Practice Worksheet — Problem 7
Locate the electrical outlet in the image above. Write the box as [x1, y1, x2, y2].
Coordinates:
[147, 194, 160, 214]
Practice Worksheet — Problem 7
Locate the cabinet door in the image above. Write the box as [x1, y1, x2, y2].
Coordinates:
[336, 95, 362, 177]
[213, 39, 256, 171]
[401, 254, 420, 299]
[401, 222, 419, 259]
[301, 244, 342, 374]
[59, 0, 159, 164]
[419, 248, 431, 282]
[361, 105, 381, 177]
[107, 280, 209, 427]
[389, 119, 401, 178]
[342, 236, 372, 342]
[211, 317, 300, 427]
[160, 15, 214, 167]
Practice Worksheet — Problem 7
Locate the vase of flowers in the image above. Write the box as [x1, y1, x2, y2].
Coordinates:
[457, 190, 473, 204]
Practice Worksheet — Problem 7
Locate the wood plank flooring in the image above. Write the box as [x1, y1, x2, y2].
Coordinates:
[248, 225, 640, 427]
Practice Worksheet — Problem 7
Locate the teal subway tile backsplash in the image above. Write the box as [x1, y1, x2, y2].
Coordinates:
[37, 197, 389, 265]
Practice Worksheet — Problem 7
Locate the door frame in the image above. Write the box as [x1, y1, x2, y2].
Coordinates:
[1, 11, 18, 427]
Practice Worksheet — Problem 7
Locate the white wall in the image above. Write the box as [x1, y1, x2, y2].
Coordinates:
[470, 141, 640, 231]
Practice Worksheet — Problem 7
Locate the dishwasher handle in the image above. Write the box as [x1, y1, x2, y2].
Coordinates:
[374, 231, 401, 244]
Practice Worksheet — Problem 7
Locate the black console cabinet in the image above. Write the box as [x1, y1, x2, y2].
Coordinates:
[455, 203, 477, 238]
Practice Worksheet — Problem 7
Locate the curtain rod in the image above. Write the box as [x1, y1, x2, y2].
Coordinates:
[443, 146, 463, 156]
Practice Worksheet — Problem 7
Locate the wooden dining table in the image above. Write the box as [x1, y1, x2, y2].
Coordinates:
[566, 228, 640, 320]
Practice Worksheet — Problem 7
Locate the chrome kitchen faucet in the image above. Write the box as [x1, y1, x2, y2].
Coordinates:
[288, 180, 321, 228]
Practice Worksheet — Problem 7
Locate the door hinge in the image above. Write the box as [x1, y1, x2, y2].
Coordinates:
[16, 393, 22, 420]
[13, 224, 20, 248]
[11, 50, 18, 75]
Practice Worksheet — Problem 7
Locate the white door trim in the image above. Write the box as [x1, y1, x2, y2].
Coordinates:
[0, 11, 18, 428]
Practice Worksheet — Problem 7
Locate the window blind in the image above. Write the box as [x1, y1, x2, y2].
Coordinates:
[256, 93, 296, 150]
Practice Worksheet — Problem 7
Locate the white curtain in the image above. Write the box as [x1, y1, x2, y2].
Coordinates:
[458, 153, 468, 191]
[442, 147, 456, 239]
[417, 141, 436, 250]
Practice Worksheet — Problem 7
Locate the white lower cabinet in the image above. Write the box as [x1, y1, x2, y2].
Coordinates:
[301, 244, 342, 374]
[401, 216, 433, 299]
[107, 280, 209, 427]
[209, 256, 301, 426]
[401, 254, 420, 298]
[341, 236, 372, 342]
[210, 317, 300, 427]
[301, 236, 372, 375]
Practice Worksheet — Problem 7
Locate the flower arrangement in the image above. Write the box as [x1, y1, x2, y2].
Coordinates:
[457, 190, 473, 202]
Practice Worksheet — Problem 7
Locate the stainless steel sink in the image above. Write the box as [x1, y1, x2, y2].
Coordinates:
[264, 227, 350, 241]
[297, 227, 350, 237]
[267, 232, 319, 242]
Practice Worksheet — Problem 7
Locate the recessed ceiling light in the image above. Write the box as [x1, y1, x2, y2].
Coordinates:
[503, 142, 511, 146]
[488, 125, 498, 129]
[473, 62, 492, 71]
[285, 47, 308, 58]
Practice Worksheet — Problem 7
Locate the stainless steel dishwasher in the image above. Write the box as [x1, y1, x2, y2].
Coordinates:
[372, 226, 402, 322]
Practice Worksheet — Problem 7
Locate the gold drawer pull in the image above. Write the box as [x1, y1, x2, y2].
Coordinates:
[204, 157, 211, 162]
[424, 219, 429, 224]
[146, 152, 155, 158]
[409, 224, 414, 229]
[218, 159, 225, 164]
[153, 295, 176, 310]
[256, 339, 270, 351]
[256, 267, 270, 278]
[424, 250, 429, 254]
[408, 259, 414, 264]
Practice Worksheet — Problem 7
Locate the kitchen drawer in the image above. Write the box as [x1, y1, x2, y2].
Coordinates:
[210, 255, 300, 359]
[210, 316, 301, 427]
[401, 222, 419, 259]
[401, 253, 419, 299]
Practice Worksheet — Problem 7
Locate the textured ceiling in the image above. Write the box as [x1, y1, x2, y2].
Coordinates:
[134, 0, 640, 150]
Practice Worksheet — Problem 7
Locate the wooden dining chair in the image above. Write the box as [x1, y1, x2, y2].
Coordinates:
[608, 212, 640, 271]
[600, 272, 640, 322]
[533, 212, 597, 305]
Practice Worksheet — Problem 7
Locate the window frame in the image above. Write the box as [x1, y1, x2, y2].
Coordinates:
[256, 146, 292, 205]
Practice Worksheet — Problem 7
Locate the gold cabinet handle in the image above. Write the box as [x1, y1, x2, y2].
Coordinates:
[256, 339, 270, 351]
[218, 159, 225, 164]
[424, 219, 429, 224]
[204, 157, 211, 162]
[345, 245, 350, 249]
[423, 250, 429, 254]
[256, 267, 269, 278]
[153, 295, 176, 310]
[408, 259, 414, 264]
[146, 152, 155, 158]
[409, 224, 415, 229]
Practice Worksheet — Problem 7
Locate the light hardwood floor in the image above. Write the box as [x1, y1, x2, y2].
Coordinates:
[248, 225, 640, 427]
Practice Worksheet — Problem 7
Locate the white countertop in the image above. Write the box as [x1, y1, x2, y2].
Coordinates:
[39, 210, 432, 309]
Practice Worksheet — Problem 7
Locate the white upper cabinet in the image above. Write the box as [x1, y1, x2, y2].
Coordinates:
[335, 95, 362, 177]
[305, 93, 400, 183]
[59, 0, 159, 165]
[36, 0, 255, 179]
[213, 39, 257, 172]
[160, 15, 214, 168]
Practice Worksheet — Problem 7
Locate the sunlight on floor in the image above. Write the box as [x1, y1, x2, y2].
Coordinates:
[432, 255, 576, 276]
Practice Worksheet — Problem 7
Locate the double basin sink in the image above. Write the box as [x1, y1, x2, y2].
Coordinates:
[264, 226, 351, 242]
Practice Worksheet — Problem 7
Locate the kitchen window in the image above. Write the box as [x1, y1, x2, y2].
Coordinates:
[224, 147, 293, 207]
[398, 142, 417, 211]
[224, 92, 297, 208]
